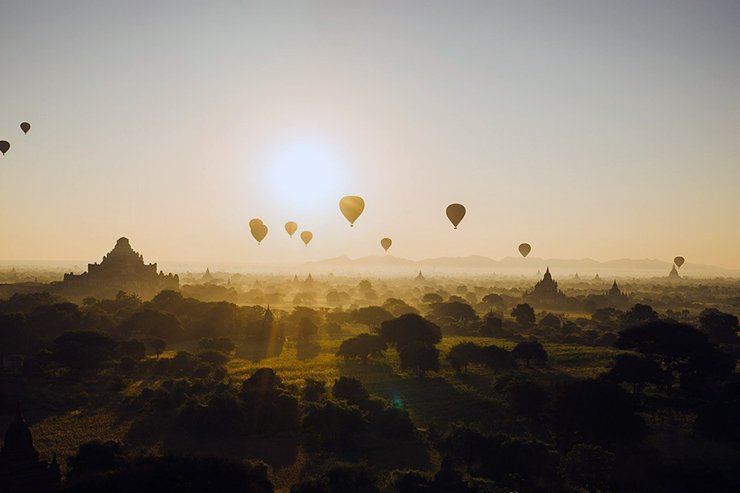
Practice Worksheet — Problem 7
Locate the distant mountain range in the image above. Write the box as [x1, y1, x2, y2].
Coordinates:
[304, 255, 740, 278]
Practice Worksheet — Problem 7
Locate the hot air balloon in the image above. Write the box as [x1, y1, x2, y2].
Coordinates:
[446, 203, 466, 229]
[0, 141, 9, 155]
[518, 243, 532, 258]
[339, 196, 365, 227]
[300, 231, 313, 246]
[249, 218, 263, 230]
[380, 237, 392, 253]
[674, 256, 685, 268]
[251, 223, 268, 244]
[285, 221, 298, 238]
[20, 122, 31, 135]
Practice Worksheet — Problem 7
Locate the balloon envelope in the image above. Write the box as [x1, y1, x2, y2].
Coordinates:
[300, 231, 313, 246]
[518, 243, 532, 258]
[446, 203, 466, 229]
[0, 141, 9, 155]
[251, 223, 268, 244]
[249, 218, 263, 230]
[20, 122, 31, 134]
[674, 256, 685, 268]
[339, 196, 365, 226]
[285, 221, 298, 237]
[380, 237, 392, 252]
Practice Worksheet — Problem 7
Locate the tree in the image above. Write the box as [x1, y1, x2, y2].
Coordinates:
[615, 320, 733, 391]
[383, 298, 419, 317]
[539, 313, 561, 330]
[479, 313, 504, 337]
[511, 303, 535, 328]
[560, 444, 616, 491]
[332, 376, 370, 407]
[604, 353, 665, 393]
[421, 293, 443, 304]
[53, 331, 117, 371]
[399, 342, 440, 377]
[699, 308, 739, 344]
[351, 306, 394, 327]
[550, 380, 645, 445]
[511, 341, 548, 368]
[621, 303, 658, 329]
[118, 339, 146, 360]
[336, 333, 386, 363]
[378, 313, 442, 349]
[429, 301, 478, 322]
[198, 336, 236, 353]
[118, 309, 183, 341]
[297, 317, 319, 341]
[482, 293, 504, 307]
[149, 338, 167, 358]
[447, 342, 483, 374]
[504, 379, 550, 417]
[483, 345, 517, 371]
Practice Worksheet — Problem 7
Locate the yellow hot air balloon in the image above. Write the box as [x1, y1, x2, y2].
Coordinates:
[300, 231, 313, 246]
[518, 243, 532, 258]
[20, 122, 31, 135]
[285, 221, 298, 237]
[674, 256, 685, 268]
[446, 203, 466, 229]
[251, 223, 268, 244]
[380, 237, 392, 253]
[249, 218, 263, 230]
[339, 196, 365, 227]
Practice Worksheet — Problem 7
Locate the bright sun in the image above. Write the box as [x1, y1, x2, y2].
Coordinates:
[263, 140, 344, 211]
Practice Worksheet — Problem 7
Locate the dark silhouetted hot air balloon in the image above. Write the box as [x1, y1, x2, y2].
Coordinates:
[249, 218, 263, 230]
[20, 122, 31, 134]
[446, 203, 466, 229]
[0, 141, 9, 155]
[339, 196, 365, 227]
[251, 223, 268, 244]
[300, 231, 313, 246]
[518, 243, 532, 258]
[674, 256, 685, 268]
[381, 238, 392, 253]
[285, 221, 298, 237]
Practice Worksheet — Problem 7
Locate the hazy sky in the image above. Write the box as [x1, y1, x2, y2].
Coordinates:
[2, 1, 740, 268]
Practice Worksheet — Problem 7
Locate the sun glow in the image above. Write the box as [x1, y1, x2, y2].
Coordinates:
[263, 140, 345, 212]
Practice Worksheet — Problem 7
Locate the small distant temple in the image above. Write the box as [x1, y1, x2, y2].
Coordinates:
[668, 265, 681, 279]
[0, 406, 61, 491]
[524, 267, 568, 307]
[415, 271, 426, 282]
[59, 237, 178, 299]
[201, 268, 213, 282]
[606, 280, 629, 305]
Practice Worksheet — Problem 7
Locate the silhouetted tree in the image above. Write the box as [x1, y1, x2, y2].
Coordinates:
[429, 301, 477, 322]
[378, 314, 441, 349]
[447, 342, 482, 374]
[149, 338, 166, 358]
[621, 303, 658, 329]
[550, 379, 646, 445]
[53, 331, 117, 371]
[421, 293, 443, 304]
[511, 303, 535, 328]
[504, 379, 550, 417]
[336, 333, 386, 363]
[352, 306, 394, 327]
[699, 308, 739, 344]
[604, 353, 665, 393]
[511, 341, 548, 367]
[559, 444, 615, 492]
[383, 298, 419, 317]
[399, 342, 440, 377]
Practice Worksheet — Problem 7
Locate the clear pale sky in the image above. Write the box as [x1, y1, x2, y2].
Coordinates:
[1, 1, 739, 268]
